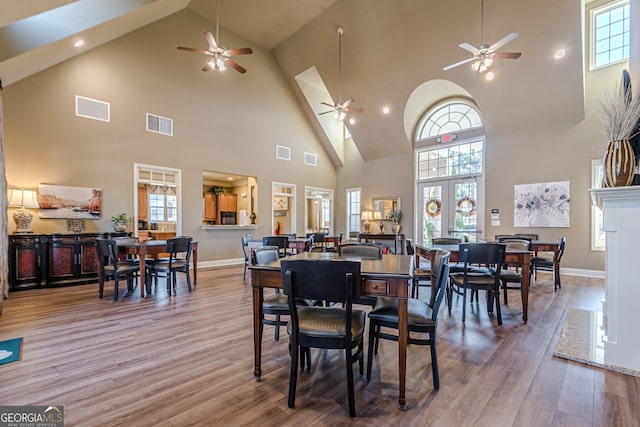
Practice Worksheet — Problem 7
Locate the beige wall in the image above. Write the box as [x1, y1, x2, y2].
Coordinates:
[4, 10, 335, 263]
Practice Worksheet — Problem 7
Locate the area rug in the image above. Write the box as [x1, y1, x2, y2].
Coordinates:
[553, 308, 640, 377]
[0, 337, 22, 366]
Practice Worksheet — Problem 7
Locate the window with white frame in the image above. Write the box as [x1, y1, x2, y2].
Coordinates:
[149, 192, 177, 222]
[415, 101, 482, 141]
[346, 188, 361, 235]
[591, 0, 630, 69]
[591, 159, 605, 250]
[416, 139, 484, 180]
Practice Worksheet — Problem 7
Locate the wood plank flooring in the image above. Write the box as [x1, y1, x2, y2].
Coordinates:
[1, 268, 639, 426]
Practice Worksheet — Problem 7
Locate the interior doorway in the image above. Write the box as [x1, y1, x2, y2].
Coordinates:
[133, 163, 182, 238]
[272, 182, 296, 235]
[305, 186, 334, 235]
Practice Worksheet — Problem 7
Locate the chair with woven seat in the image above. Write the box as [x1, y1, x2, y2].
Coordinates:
[146, 236, 193, 296]
[366, 249, 451, 390]
[531, 236, 566, 291]
[281, 259, 365, 417]
[241, 234, 254, 281]
[497, 239, 530, 305]
[449, 243, 506, 325]
[97, 239, 139, 301]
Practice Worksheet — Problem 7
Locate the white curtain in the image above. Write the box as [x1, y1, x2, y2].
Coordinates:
[0, 80, 9, 313]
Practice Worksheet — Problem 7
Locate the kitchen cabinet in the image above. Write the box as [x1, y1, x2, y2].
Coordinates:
[217, 193, 237, 225]
[203, 193, 216, 221]
[8, 232, 130, 290]
[138, 187, 148, 220]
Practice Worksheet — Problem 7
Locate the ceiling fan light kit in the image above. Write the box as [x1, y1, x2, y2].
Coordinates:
[443, 0, 521, 76]
[176, 0, 253, 74]
[319, 26, 364, 121]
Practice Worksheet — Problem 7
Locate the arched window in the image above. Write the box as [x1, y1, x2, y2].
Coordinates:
[414, 100, 482, 141]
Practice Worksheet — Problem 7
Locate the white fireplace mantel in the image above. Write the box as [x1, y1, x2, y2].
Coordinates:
[589, 186, 640, 373]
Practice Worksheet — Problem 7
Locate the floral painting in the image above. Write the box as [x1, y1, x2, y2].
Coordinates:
[38, 184, 103, 219]
[514, 181, 570, 227]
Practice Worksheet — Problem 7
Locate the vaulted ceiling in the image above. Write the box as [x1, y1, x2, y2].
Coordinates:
[0, 0, 585, 162]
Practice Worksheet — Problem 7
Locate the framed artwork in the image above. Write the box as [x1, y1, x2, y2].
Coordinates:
[38, 184, 103, 219]
[273, 196, 289, 211]
[514, 181, 570, 227]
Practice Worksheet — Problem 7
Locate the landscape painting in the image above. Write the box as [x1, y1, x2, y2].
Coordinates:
[38, 184, 103, 219]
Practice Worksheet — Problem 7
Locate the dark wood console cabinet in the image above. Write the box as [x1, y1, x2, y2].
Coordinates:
[9, 232, 130, 291]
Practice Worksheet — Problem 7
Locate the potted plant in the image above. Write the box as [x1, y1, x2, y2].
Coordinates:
[389, 210, 402, 234]
[600, 74, 640, 187]
[111, 213, 131, 232]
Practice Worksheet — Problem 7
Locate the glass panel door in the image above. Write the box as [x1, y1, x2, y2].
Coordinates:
[418, 178, 481, 245]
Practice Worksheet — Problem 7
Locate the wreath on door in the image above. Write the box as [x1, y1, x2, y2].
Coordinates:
[425, 199, 441, 218]
[456, 196, 477, 216]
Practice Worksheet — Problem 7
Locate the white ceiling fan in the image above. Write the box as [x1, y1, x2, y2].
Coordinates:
[176, 0, 253, 73]
[319, 27, 364, 121]
[443, 0, 521, 74]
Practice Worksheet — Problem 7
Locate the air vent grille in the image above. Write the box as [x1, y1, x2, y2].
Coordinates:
[147, 113, 173, 136]
[304, 152, 317, 166]
[75, 95, 110, 122]
[276, 145, 291, 161]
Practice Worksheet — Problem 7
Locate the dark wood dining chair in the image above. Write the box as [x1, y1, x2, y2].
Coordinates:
[406, 239, 431, 299]
[262, 236, 289, 257]
[449, 243, 506, 325]
[338, 243, 382, 306]
[497, 239, 530, 305]
[367, 250, 451, 390]
[281, 259, 365, 417]
[531, 236, 566, 291]
[146, 236, 193, 296]
[96, 239, 139, 301]
[513, 233, 539, 241]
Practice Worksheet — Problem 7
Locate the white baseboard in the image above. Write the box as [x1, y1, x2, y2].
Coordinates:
[196, 258, 244, 270]
[560, 268, 604, 278]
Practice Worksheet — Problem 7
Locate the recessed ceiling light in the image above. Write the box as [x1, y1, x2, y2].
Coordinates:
[227, 177, 234, 181]
[485, 71, 495, 81]
[74, 39, 85, 48]
[382, 106, 390, 114]
[554, 48, 566, 59]
[349, 117, 356, 125]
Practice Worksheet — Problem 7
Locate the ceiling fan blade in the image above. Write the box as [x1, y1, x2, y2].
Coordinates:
[202, 62, 213, 72]
[493, 51, 522, 59]
[321, 102, 337, 108]
[345, 107, 364, 113]
[489, 32, 519, 52]
[204, 30, 218, 49]
[226, 47, 253, 56]
[342, 99, 355, 108]
[177, 46, 212, 55]
[459, 43, 480, 54]
[224, 58, 247, 73]
[318, 110, 335, 115]
[443, 57, 476, 71]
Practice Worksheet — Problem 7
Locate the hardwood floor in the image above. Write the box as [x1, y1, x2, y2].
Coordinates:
[1, 267, 639, 426]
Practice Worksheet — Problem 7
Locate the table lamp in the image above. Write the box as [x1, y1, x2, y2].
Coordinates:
[374, 211, 384, 233]
[361, 211, 373, 233]
[8, 188, 39, 234]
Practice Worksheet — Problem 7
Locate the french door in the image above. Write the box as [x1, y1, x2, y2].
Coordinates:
[417, 177, 483, 245]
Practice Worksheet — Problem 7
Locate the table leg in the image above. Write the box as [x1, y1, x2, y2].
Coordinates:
[252, 271, 264, 381]
[192, 245, 198, 286]
[139, 254, 147, 298]
[397, 295, 407, 410]
[521, 254, 530, 323]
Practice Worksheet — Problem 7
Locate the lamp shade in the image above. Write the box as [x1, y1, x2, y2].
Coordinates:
[361, 211, 373, 221]
[8, 189, 39, 209]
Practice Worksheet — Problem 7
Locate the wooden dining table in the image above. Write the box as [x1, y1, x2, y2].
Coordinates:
[415, 244, 532, 323]
[249, 252, 414, 409]
[118, 239, 198, 298]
